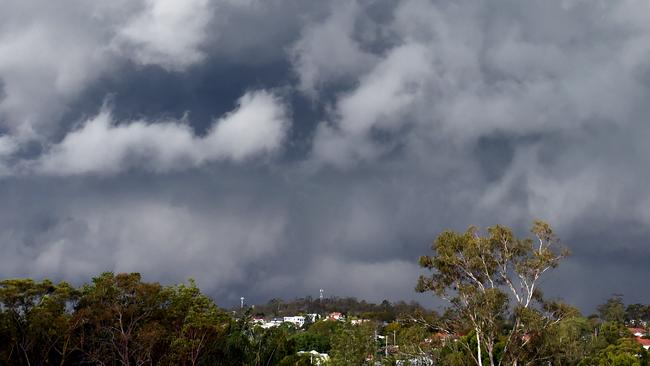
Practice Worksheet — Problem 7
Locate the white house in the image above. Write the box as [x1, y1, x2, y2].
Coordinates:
[351, 318, 369, 325]
[283, 316, 306, 327]
[261, 318, 284, 329]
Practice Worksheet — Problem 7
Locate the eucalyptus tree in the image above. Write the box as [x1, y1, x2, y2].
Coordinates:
[598, 295, 626, 324]
[417, 221, 569, 366]
[75, 272, 168, 366]
[164, 279, 230, 366]
[329, 322, 377, 366]
[0, 279, 79, 366]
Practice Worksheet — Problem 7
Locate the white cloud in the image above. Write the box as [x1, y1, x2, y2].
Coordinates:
[0, 0, 216, 141]
[0, 2, 116, 138]
[35, 90, 289, 175]
[312, 43, 433, 165]
[115, 0, 212, 71]
[202, 91, 291, 161]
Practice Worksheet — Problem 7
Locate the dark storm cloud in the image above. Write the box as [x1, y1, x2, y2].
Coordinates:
[0, 0, 649, 312]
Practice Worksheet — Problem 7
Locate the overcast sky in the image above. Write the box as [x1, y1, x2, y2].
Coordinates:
[1, 0, 649, 312]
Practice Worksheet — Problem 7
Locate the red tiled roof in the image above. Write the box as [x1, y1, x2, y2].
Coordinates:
[628, 327, 646, 334]
[635, 337, 650, 346]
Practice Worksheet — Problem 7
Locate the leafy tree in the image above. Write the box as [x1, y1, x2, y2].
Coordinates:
[580, 338, 647, 366]
[599, 322, 633, 346]
[7, 269, 650, 366]
[251, 324, 297, 366]
[253, 296, 432, 322]
[329, 322, 376, 366]
[386, 321, 436, 363]
[625, 304, 650, 326]
[303, 319, 342, 352]
[27, 281, 81, 365]
[0, 279, 79, 366]
[163, 280, 229, 366]
[216, 310, 255, 365]
[292, 332, 330, 353]
[75, 272, 168, 365]
[536, 315, 594, 365]
[438, 336, 477, 366]
[598, 295, 626, 324]
[417, 221, 569, 366]
[276, 353, 312, 366]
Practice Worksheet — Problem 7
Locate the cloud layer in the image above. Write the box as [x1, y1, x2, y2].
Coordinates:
[0, 0, 649, 310]
[34, 90, 289, 175]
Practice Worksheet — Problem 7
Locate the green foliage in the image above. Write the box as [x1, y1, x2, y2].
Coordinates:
[276, 353, 313, 366]
[579, 338, 648, 366]
[251, 324, 298, 366]
[625, 303, 650, 325]
[599, 295, 626, 324]
[75, 272, 170, 364]
[1, 266, 649, 366]
[417, 221, 569, 366]
[292, 331, 330, 353]
[329, 322, 376, 366]
[599, 322, 633, 346]
[305, 318, 342, 351]
[0, 274, 421, 365]
[524, 315, 590, 364]
[0, 274, 239, 366]
[0, 278, 79, 366]
[163, 279, 230, 365]
[253, 296, 431, 322]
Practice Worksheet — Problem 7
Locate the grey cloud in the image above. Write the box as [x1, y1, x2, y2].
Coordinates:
[0, 174, 289, 299]
[289, 0, 379, 96]
[0, 0, 290, 141]
[0, 0, 648, 311]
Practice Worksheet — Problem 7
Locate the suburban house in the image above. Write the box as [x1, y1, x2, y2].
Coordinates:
[636, 337, 650, 350]
[351, 318, 370, 325]
[283, 316, 306, 327]
[629, 327, 646, 337]
[261, 318, 284, 329]
[326, 312, 344, 321]
[627, 327, 650, 350]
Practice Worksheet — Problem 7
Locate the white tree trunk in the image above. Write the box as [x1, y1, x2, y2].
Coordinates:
[476, 328, 483, 366]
